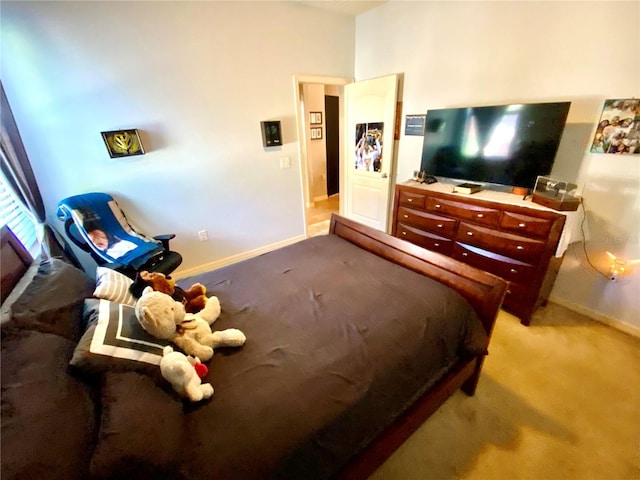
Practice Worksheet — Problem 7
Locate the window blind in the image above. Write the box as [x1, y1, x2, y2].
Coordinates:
[0, 174, 40, 258]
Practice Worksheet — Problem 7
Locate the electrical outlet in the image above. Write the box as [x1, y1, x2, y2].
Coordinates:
[198, 229, 208, 241]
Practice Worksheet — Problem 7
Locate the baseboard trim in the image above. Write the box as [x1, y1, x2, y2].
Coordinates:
[173, 234, 307, 279]
[549, 294, 640, 339]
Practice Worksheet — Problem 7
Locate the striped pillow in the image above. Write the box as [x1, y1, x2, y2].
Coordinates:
[93, 267, 136, 306]
[69, 298, 169, 377]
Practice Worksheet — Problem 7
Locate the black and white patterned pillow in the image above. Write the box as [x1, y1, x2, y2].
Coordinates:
[70, 298, 169, 377]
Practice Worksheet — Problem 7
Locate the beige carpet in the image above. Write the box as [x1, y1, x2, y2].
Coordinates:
[370, 303, 640, 480]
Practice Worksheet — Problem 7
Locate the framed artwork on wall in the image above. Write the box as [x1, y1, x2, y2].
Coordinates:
[260, 120, 282, 147]
[405, 114, 426, 136]
[101, 129, 145, 158]
[311, 127, 322, 140]
[590, 98, 640, 154]
[310, 112, 322, 125]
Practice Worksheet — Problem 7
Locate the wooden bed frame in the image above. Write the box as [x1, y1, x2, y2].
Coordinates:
[0, 218, 507, 479]
[329, 214, 507, 479]
[1, 226, 33, 302]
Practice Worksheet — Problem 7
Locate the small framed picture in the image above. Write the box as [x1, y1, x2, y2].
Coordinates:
[311, 127, 323, 140]
[310, 112, 322, 125]
[101, 129, 145, 158]
[590, 98, 640, 154]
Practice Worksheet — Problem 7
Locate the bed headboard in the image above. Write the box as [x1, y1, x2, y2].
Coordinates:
[1, 226, 33, 302]
[329, 214, 507, 336]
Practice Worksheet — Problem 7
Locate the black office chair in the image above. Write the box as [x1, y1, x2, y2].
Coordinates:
[57, 192, 182, 278]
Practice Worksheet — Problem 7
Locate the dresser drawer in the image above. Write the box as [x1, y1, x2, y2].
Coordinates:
[452, 243, 536, 284]
[456, 222, 546, 262]
[504, 282, 532, 303]
[396, 223, 453, 255]
[398, 191, 426, 209]
[397, 207, 457, 237]
[394, 184, 566, 325]
[500, 211, 554, 238]
[502, 282, 533, 314]
[425, 197, 500, 227]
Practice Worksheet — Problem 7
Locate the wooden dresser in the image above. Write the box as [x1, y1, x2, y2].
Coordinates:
[392, 182, 567, 325]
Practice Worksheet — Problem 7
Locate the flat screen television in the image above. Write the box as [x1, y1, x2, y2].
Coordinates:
[420, 101, 571, 190]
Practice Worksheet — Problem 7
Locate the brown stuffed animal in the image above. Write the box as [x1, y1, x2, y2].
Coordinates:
[130, 270, 208, 314]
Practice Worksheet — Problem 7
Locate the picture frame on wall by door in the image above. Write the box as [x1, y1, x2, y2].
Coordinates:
[311, 127, 322, 140]
[310, 112, 322, 125]
[260, 120, 282, 147]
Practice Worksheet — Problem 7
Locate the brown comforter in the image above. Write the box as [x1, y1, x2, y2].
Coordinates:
[89, 234, 488, 479]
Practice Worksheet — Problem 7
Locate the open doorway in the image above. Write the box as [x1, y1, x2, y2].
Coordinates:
[293, 75, 352, 236]
[307, 93, 340, 236]
[306, 194, 339, 236]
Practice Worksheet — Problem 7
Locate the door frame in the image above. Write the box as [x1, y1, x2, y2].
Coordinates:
[292, 74, 352, 234]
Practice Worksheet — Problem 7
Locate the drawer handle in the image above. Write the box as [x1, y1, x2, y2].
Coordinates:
[466, 231, 473, 236]
[510, 268, 518, 274]
[506, 289, 512, 295]
[477, 213, 484, 218]
[518, 223, 526, 228]
[516, 245, 524, 250]
[435, 204, 441, 208]
[437, 224, 443, 228]
[462, 252, 468, 257]
[434, 243, 440, 247]
[401, 231, 407, 236]
[403, 214, 409, 218]
[408, 198, 413, 202]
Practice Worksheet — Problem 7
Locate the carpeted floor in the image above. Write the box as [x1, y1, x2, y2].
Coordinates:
[370, 303, 640, 480]
[303, 199, 639, 478]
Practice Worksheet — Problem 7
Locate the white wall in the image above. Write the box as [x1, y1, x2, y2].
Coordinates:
[356, 1, 640, 331]
[3, 0, 639, 331]
[1, 1, 355, 273]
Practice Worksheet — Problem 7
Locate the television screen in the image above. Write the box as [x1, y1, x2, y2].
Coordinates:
[420, 102, 571, 189]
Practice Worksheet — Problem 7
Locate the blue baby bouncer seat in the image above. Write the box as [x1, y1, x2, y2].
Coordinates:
[57, 192, 182, 278]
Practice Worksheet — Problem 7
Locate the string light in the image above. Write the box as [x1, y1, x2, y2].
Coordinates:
[606, 252, 640, 281]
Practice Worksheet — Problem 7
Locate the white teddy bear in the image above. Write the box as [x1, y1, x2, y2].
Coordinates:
[160, 346, 213, 402]
[135, 286, 246, 362]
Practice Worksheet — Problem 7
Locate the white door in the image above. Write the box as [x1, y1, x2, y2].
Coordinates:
[343, 74, 399, 232]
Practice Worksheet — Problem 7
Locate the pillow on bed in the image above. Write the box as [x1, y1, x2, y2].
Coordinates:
[5, 257, 96, 341]
[93, 267, 137, 306]
[0, 262, 38, 324]
[69, 298, 169, 378]
[89, 371, 183, 479]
